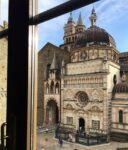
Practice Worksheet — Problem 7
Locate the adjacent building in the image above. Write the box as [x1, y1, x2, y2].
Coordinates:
[0, 21, 8, 142]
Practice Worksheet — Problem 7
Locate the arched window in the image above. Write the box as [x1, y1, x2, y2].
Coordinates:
[119, 110, 123, 123]
[50, 80, 54, 94]
[72, 36, 74, 42]
[66, 38, 68, 43]
[69, 37, 71, 43]
[55, 82, 59, 94]
[46, 82, 49, 94]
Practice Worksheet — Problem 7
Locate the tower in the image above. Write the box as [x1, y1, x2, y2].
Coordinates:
[89, 7, 97, 26]
[63, 12, 76, 45]
[60, 12, 86, 51]
[64, 12, 75, 36]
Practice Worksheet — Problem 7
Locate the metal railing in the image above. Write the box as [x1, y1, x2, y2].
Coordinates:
[0, 122, 7, 150]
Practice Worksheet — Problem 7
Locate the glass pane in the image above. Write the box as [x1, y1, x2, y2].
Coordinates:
[0, 0, 8, 147]
[39, 0, 67, 13]
[37, 0, 128, 149]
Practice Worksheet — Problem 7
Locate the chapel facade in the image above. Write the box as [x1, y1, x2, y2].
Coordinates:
[38, 8, 128, 141]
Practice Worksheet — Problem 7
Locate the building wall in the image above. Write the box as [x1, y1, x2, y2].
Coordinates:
[107, 62, 120, 93]
[0, 22, 8, 143]
[38, 43, 69, 125]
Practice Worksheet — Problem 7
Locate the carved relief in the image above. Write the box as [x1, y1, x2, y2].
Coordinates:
[91, 90, 103, 103]
[89, 106, 102, 112]
[64, 89, 73, 99]
[65, 104, 74, 110]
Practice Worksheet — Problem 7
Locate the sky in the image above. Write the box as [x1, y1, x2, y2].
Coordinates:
[0, 0, 128, 52]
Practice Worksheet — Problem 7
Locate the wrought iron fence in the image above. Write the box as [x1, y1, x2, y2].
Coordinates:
[55, 125, 108, 146]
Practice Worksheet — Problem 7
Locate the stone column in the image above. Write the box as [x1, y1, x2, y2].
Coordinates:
[43, 108, 47, 127]
[61, 89, 64, 123]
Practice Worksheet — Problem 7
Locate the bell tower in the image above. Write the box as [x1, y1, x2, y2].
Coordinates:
[64, 12, 75, 37]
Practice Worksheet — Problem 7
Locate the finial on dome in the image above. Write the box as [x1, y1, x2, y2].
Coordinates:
[89, 7, 97, 26]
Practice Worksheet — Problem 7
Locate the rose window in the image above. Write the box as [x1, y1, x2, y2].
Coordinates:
[78, 92, 88, 106]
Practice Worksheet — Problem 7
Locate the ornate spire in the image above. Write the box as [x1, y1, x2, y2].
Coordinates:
[50, 52, 58, 70]
[68, 12, 73, 23]
[89, 7, 97, 26]
[77, 12, 83, 25]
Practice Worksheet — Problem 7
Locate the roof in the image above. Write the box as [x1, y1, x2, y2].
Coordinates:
[77, 12, 83, 25]
[113, 82, 128, 94]
[73, 25, 116, 49]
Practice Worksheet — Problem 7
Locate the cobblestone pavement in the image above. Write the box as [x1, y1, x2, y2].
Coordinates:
[37, 131, 128, 150]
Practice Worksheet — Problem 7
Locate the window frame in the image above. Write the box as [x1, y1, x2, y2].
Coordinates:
[92, 120, 100, 130]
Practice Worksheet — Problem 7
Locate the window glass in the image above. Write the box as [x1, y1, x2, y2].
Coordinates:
[37, 0, 128, 149]
[39, 0, 66, 13]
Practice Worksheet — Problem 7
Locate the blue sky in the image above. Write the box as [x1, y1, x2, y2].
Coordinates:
[38, 0, 128, 52]
[0, 0, 128, 52]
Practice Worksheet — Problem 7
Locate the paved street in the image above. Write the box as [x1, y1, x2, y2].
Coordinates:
[37, 130, 128, 150]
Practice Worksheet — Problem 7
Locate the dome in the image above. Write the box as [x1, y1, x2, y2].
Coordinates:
[113, 82, 128, 93]
[73, 25, 116, 49]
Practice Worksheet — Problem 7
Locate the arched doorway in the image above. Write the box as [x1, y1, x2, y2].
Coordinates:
[46, 100, 59, 125]
[79, 118, 85, 132]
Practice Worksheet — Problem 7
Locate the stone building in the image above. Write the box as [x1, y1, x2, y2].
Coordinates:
[38, 8, 128, 141]
[0, 21, 8, 142]
[119, 52, 128, 80]
[111, 73, 128, 141]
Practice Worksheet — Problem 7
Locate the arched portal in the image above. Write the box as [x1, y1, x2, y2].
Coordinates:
[46, 100, 59, 125]
[79, 118, 85, 132]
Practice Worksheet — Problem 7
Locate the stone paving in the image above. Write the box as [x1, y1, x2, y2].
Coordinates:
[37, 131, 128, 150]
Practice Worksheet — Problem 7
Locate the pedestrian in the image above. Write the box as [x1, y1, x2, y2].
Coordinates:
[59, 138, 63, 147]
[69, 133, 73, 142]
[41, 146, 45, 150]
[58, 136, 63, 147]
[46, 128, 49, 133]
[45, 137, 48, 145]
